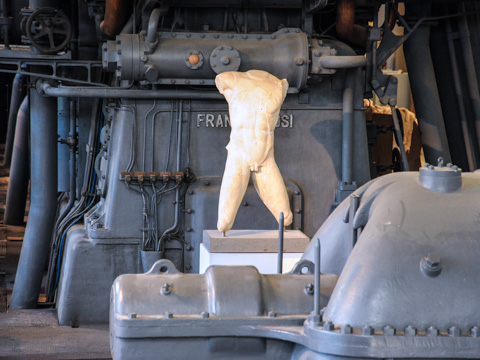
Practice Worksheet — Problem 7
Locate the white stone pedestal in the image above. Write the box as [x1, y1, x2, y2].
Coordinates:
[199, 229, 310, 274]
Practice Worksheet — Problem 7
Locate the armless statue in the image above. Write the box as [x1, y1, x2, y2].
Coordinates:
[215, 70, 293, 233]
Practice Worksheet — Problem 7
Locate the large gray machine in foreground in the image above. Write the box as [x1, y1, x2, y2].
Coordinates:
[111, 166, 480, 359]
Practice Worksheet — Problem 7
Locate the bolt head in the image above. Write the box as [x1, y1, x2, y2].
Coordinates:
[427, 326, 439, 337]
[268, 311, 277, 318]
[362, 325, 374, 335]
[383, 325, 396, 336]
[449, 326, 461, 337]
[341, 324, 352, 334]
[426, 254, 440, 268]
[165, 312, 173, 319]
[405, 325, 417, 336]
[471, 326, 479, 337]
[201, 311, 209, 319]
[323, 321, 334, 331]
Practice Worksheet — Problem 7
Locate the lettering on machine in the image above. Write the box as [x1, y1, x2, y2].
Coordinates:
[197, 113, 293, 128]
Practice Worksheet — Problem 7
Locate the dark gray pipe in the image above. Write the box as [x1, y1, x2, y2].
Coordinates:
[277, 212, 284, 274]
[446, 18, 477, 171]
[10, 84, 58, 309]
[58, 97, 70, 191]
[56, 100, 77, 226]
[4, 97, 29, 225]
[342, 68, 356, 184]
[38, 82, 224, 100]
[404, 25, 452, 164]
[319, 55, 367, 69]
[146, 7, 167, 50]
[313, 238, 321, 316]
[458, 3, 480, 156]
[3, 74, 26, 167]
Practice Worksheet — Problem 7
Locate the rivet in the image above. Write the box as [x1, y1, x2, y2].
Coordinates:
[186, 227, 192, 232]
[186, 244, 192, 250]
[268, 311, 277, 318]
[257, 35, 262, 40]
[294, 190, 300, 195]
[204, 181, 210, 186]
[295, 208, 301, 214]
[128, 313, 137, 319]
[185, 264, 192, 270]
[271, 35, 276, 39]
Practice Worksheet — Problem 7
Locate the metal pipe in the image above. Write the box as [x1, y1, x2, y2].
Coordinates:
[147, 7, 168, 50]
[446, 17, 477, 171]
[342, 68, 356, 184]
[158, 101, 183, 250]
[10, 83, 58, 309]
[458, 3, 480, 156]
[390, 106, 410, 171]
[313, 238, 321, 316]
[403, 24, 452, 164]
[57, 97, 70, 191]
[4, 97, 29, 226]
[349, 194, 360, 248]
[277, 212, 284, 274]
[336, 0, 367, 49]
[3, 74, 26, 167]
[38, 82, 224, 100]
[100, 0, 130, 39]
[319, 55, 367, 69]
[56, 100, 77, 226]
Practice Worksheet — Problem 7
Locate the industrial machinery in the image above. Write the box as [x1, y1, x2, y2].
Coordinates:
[1, 0, 480, 358]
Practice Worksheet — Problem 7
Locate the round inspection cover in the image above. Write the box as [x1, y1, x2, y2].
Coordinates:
[210, 45, 241, 74]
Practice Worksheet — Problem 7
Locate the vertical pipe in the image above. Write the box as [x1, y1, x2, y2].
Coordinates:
[458, 3, 480, 156]
[58, 97, 70, 191]
[349, 194, 360, 248]
[446, 17, 477, 171]
[10, 85, 58, 309]
[404, 24, 452, 164]
[277, 212, 284, 274]
[342, 68, 355, 184]
[313, 238, 321, 316]
[390, 106, 410, 171]
[3, 74, 26, 167]
[4, 97, 29, 225]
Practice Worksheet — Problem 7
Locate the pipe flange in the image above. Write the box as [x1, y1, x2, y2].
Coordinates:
[210, 45, 241, 74]
[419, 157, 462, 193]
[185, 50, 204, 70]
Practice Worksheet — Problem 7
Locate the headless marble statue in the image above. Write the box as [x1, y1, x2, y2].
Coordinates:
[215, 70, 293, 233]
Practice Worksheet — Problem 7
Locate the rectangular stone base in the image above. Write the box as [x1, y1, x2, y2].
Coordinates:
[203, 229, 310, 253]
[200, 229, 310, 274]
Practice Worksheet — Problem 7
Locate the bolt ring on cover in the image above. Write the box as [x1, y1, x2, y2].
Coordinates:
[26, 7, 72, 54]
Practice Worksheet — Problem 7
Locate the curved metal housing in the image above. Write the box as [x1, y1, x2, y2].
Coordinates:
[102, 28, 309, 90]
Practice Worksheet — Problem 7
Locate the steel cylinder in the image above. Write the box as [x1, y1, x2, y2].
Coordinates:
[3, 74, 26, 167]
[10, 85, 58, 309]
[103, 28, 309, 90]
[58, 97, 70, 192]
[4, 96, 29, 225]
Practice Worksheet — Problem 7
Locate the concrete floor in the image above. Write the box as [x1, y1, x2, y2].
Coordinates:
[0, 309, 111, 359]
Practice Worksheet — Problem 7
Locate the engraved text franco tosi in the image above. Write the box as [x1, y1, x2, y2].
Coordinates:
[215, 70, 293, 233]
